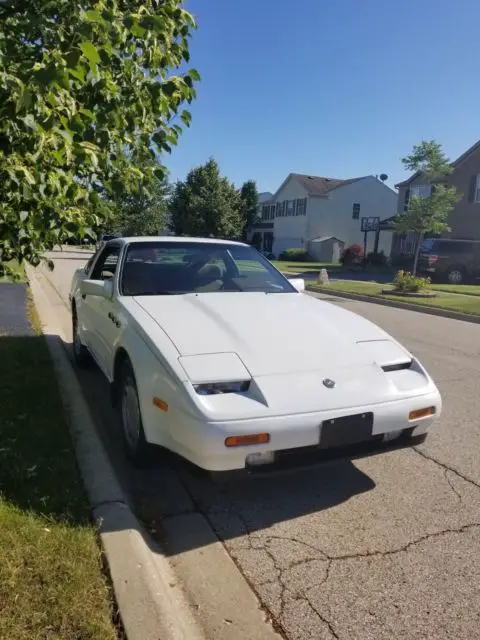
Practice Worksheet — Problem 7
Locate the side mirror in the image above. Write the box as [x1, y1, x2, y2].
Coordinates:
[288, 278, 305, 292]
[80, 279, 113, 299]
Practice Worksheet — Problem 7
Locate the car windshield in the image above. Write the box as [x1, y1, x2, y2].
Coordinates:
[120, 242, 296, 296]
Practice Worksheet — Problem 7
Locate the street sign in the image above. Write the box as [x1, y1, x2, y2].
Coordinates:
[361, 216, 380, 232]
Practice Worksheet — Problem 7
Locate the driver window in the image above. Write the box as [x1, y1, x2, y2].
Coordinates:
[91, 246, 120, 281]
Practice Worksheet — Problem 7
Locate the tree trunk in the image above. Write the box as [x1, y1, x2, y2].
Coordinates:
[412, 233, 422, 276]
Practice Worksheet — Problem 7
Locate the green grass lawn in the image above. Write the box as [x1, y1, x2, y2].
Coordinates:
[0, 260, 27, 283]
[0, 304, 118, 639]
[308, 279, 480, 316]
[430, 283, 480, 296]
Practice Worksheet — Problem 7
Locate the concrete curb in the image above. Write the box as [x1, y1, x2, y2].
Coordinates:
[27, 266, 205, 640]
[307, 285, 480, 324]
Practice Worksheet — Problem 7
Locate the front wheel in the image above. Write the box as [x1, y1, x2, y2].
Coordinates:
[72, 309, 91, 367]
[119, 361, 151, 466]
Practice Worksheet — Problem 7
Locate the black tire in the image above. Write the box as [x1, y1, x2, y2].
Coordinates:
[72, 308, 91, 368]
[446, 266, 464, 285]
[119, 360, 151, 466]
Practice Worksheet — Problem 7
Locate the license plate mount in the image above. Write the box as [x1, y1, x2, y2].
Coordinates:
[320, 412, 374, 449]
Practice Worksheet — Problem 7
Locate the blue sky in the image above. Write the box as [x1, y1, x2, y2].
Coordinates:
[166, 0, 480, 193]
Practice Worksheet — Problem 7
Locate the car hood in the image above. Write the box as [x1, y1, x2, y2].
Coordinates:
[133, 292, 395, 377]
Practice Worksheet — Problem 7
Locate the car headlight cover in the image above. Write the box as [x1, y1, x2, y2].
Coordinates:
[356, 339, 412, 371]
[194, 380, 250, 395]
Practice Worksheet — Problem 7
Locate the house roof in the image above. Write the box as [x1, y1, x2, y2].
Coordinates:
[310, 235, 343, 243]
[290, 173, 366, 196]
[395, 139, 480, 188]
[258, 191, 273, 203]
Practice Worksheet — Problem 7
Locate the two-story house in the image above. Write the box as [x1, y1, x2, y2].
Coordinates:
[250, 173, 397, 260]
[392, 139, 480, 258]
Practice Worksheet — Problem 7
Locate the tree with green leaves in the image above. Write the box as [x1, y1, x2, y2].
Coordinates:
[0, 0, 199, 275]
[169, 159, 243, 238]
[115, 162, 171, 236]
[239, 180, 259, 241]
[394, 140, 460, 275]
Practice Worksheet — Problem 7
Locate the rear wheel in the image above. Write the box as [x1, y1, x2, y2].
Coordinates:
[119, 360, 151, 466]
[72, 308, 91, 367]
[446, 267, 464, 284]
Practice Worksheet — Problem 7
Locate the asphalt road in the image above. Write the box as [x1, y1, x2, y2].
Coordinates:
[44, 248, 480, 640]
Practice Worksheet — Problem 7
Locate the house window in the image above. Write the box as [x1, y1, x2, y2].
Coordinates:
[352, 203, 360, 219]
[262, 204, 274, 220]
[296, 198, 307, 216]
[475, 175, 480, 203]
[410, 184, 432, 200]
[286, 200, 295, 216]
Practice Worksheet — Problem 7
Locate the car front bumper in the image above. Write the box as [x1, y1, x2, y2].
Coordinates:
[168, 389, 442, 471]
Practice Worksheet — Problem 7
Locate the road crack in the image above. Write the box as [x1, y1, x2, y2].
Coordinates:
[413, 446, 480, 492]
[299, 594, 340, 639]
[444, 468, 463, 503]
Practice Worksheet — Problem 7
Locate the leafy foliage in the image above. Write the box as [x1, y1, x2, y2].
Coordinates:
[169, 159, 243, 238]
[0, 0, 199, 271]
[239, 180, 259, 240]
[278, 248, 310, 262]
[401, 140, 453, 179]
[113, 161, 170, 236]
[340, 244, 363, 265]
[365, 250, 387, 266]
[393, 270, 431, 292]
[394, 140, 460, 274]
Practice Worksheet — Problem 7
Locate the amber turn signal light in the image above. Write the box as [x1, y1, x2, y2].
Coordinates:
[225, 433, 270, 447]
[409, 406, 435, 421]
[152, 397, 169, 412]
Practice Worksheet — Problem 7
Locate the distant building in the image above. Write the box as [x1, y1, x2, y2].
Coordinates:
[249, 174, 397, 260]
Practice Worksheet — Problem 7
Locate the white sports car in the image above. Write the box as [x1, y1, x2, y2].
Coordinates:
[69, 237, 441, 471]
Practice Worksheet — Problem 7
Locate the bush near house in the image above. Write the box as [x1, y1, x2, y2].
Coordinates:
[365, 250, 388, 266]
[340, 244, 363, 265]
[393, 270, 431, 293]
[278, 248, 311, 262]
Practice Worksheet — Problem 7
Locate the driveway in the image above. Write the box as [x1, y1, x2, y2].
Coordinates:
[42, 247, 480, 640]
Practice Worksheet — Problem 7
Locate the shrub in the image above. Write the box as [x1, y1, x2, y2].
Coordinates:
[341, 244, 363, 265]
[366, 250, 388, 266]
[278, 248, 310, 262]
[393, 270, 431, 292]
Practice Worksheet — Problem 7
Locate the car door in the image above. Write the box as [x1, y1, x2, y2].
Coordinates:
[83, 244, 122, 376]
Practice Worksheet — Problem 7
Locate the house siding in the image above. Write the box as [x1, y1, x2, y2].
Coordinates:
[307, 176, 396, 256]
[272, 178, 309, 256]
[447, 151, 480, 238]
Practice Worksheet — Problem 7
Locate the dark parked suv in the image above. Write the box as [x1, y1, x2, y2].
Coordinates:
[418, 238, 480, 284]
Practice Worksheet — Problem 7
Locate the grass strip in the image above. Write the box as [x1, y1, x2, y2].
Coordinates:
[0, 296, 119, 640]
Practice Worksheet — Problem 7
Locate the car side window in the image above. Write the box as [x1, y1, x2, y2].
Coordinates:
[84, 250, 100, 275]
[91, 246, 121, 281]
